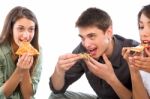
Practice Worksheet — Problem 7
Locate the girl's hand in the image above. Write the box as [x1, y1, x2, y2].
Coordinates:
[17, 53, 33, 71]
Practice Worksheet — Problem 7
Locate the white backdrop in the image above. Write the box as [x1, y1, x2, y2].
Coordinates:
[0, 0, 150, 99]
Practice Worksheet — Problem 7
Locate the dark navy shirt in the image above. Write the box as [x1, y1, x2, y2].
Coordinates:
[50, 34, 139, 99]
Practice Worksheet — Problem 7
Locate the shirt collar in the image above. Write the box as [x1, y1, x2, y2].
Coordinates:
[108, 36, 122, 67]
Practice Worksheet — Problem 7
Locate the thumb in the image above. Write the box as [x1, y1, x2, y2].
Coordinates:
[145, 48, 150, 57]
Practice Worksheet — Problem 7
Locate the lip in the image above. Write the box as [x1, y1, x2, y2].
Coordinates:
[88, 48, 97, 56]
[142, 40, 150, 49]
[143, 40, 150, 44]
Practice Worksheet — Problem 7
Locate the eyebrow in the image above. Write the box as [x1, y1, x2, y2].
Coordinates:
[139, 20, 150, 24]
[78, 32, 96, 38]
[78, 34, 82, 38]
[16, 25, 35, 28]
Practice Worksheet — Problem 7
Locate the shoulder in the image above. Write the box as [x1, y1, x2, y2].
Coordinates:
[0, 42, 10, 64]
[0, 42, 10, 56]
[114, 34, 139, 47]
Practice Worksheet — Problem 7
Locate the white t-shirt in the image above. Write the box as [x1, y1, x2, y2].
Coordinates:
[140, 70, 150, 95]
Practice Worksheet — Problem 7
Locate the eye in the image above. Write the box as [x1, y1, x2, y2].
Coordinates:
[139, 26, 144, 30]
[88, 34, 96, 40]
[80, 36, 85, 41]
[139, 23, 144, 30]
[78, 35, 85, 41]
[28, 27, 35, 33]
[17, 27, 24, 32]
[139, 24, 144, 30]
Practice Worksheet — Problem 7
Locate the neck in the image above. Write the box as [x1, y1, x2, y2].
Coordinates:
[105, 38, 114, 57]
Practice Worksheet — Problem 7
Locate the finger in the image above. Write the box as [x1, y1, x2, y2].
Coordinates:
[145, 48, 150, 57]
[122, 47, 128, 56]
[61, 61, 77, 71]
[28, 56, 34, 68]
[133, 56, 150, 66]
[58, 55, 81, 65]
[134, 65, 149, 71]
[84, 59, 97, 73]
[22, 54, 31, 66]
[59, 53, 78, 60]
[102, 54, 111, 66]
[122, 47, 130, 60]
[17, 54, 26, 67]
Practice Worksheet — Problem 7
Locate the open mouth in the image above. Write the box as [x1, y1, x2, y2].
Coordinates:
[143, 40, 150, 48]
[87, 48, 97, 56]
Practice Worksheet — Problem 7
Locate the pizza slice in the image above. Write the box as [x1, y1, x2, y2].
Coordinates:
[15, 42, 39, 56]
[123, 43, 148, 56]
[129, 44, 145, 53]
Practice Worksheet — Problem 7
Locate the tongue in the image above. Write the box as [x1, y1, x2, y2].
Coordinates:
[89, 50, 96, 56]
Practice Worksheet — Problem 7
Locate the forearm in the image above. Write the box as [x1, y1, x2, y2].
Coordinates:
[107, 75, 132, 99]
[20, 70, 33, 99]
[131, 70, 149, 99]
[2, 67, 22, 97]
[51, 68, 65, 91]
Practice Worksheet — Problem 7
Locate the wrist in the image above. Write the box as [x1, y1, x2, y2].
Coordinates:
[107, 74, 117, 85]
[55, 66, 65, 76]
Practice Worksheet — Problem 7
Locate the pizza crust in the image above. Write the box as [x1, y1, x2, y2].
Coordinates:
[129, 44, 145, 52]
[124, 43, 149, 53]
[79, 53, 91, 59]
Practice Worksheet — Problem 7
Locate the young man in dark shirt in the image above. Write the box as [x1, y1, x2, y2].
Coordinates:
[49, 7, 138, 99]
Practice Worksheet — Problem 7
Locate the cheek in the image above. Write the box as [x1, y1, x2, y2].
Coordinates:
[98, 37, 109, 45]
[104, 38, 109, 44]
[13, 31, 19, 41]
[30, 33, 35, 40]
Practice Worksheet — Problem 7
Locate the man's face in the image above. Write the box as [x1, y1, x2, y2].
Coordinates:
[78, 26, 112, 59]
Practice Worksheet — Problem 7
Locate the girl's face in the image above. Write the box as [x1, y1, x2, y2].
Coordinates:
[13, 18, 35, 46]
[139, 13, 150, 43]
[78, 26, 113, 59]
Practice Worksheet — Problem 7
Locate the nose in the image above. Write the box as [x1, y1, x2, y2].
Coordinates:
[22, 32, 30, 41]
[82, 39, 91, 48]
[140, 28, 150, 38]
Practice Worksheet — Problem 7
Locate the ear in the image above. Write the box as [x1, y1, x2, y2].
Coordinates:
[105, 26, 113, 39]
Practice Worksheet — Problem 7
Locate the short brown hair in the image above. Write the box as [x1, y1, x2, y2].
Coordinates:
[76, 7, 112, 32]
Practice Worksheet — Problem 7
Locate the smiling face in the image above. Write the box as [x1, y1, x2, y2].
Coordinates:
[78, 26, 113, 59]
[13, 17, 35, 47]
[139, 13, 150, 43]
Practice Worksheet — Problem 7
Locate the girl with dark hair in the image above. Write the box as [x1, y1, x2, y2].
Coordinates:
[0, 6, 42, 99]
[122, 4, 150, 99]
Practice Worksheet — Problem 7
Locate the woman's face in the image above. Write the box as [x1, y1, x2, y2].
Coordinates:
[139, 13, 150, 43]
[13, 17, 35, 46]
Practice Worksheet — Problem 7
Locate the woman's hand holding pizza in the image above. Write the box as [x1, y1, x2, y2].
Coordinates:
[17, 53, 34, 70]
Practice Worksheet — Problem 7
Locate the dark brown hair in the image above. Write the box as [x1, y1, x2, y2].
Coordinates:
[138, 4, 150, 28]
[76, 7, 112, 32]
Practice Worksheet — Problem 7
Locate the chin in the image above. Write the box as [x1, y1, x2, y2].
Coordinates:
[92, 55, 99, 60]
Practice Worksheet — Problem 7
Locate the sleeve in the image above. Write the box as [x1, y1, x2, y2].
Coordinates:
[31, 48, 42, 95]
[0, 50, 6, 98]
[49, 61, 84, 94]
[49, 43, 85, 93]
